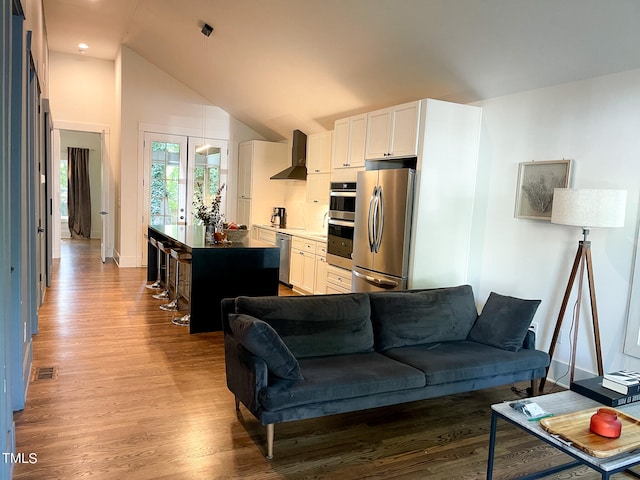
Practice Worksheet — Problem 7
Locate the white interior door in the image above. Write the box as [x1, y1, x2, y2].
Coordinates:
[100, 131, 110, 263]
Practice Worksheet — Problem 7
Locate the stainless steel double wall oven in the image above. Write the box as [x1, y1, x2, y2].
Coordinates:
[326, 181, 356, 269]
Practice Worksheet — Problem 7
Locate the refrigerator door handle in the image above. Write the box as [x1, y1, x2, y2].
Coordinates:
[353, 270, 399, 289]
[367, 186, 377, 252]
[375, 186, 384, 253]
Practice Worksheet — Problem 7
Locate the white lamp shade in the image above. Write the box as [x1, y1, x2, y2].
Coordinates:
[551, 188, 627, 228]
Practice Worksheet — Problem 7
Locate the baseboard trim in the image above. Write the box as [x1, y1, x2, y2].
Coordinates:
[546, 359, 595, 389]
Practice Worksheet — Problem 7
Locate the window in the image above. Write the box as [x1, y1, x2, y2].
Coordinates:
[193, 145, 222, 213]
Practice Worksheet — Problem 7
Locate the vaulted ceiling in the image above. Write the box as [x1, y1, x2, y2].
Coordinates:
[43, 0, 640, 141]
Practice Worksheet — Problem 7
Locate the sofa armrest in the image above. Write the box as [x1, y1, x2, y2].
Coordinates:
[224, 332, 268, 416]
[221, 297, 236, 334]
[523, 329, 536, 350]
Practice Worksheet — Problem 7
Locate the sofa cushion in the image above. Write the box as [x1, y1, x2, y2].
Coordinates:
[369, 285, 478, 351]
[229, 314, 303, 380]
[383, 341, 550, 385]
[468, 292, 541, 352]
[259, 352, 426, 411]
[235, 293, 373, 358]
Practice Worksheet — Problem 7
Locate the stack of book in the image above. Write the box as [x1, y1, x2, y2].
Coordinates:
[602, 370, 640, 395]
[570, 370, 640, 407]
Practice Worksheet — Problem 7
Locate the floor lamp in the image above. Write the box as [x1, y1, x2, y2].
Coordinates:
[539, 188, 627, 392]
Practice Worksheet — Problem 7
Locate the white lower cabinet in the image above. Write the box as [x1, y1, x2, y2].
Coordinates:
[257, 227, 276, 245]
[314, 254, 328, 295]
[326, 264, 352, 294]
[289, 236, 328, 295]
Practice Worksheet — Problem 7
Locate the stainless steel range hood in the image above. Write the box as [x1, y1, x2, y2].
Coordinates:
[270, 129, 307, 180]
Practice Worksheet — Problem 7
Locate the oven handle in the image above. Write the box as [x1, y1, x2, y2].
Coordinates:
[330, 191, 357, 197]
[328, 219, 354, 227]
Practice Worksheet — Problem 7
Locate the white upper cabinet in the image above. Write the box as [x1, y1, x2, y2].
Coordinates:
[332, 114, 366, 170]
[306, 173, 330, 204]
[365, 100, 421, 160]
[306, 131, 332, 174]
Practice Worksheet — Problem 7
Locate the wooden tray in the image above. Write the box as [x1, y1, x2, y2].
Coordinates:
[540, 408, 640, 458]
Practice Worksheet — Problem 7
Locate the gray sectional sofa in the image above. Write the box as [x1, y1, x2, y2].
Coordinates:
[221, 285, 550, 458]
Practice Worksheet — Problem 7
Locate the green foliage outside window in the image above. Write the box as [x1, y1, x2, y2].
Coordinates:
[150, 141, 181, 225]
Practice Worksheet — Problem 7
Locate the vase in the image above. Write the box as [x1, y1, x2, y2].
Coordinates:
[590, 408, 622, 438]
[205, 225, 215, 244]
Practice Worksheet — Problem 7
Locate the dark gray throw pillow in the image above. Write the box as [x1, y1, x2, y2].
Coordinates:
[468, 292, 541, 352]
[229, 314, 303, 380]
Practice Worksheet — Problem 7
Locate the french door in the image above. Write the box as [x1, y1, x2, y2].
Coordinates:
[142, 132, 227, 264]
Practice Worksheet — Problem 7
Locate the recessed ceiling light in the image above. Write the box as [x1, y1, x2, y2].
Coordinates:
[78, 43, 89, 53]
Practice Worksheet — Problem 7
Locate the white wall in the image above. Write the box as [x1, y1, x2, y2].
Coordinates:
[471, 69, 640, 383]
[118, 46, 263, 267]
[280, 182, 328, 231]
[48, 52, 117, 258]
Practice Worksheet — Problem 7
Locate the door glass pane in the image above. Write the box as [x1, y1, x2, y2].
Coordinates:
[150, 141, 182, 225]
[191, 144, 223, 225]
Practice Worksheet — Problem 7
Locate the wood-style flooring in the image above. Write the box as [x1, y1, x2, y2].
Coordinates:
[13, 239, 627, 479]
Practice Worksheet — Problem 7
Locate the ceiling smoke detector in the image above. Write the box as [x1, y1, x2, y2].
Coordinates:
[201, 23, 213, 37]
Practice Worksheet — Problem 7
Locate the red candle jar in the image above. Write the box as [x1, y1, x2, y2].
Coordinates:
[590, 408, 622, 438]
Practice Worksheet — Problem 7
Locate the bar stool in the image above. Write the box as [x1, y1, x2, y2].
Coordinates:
[145, 237, 163, 290]
[171, 250, 192, 326]
[160, 247, 190, 312]
[152, 241, 172, 301]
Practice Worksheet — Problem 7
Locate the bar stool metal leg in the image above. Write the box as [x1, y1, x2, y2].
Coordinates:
[160, 248, 186, 312]
[145, 237, 163, 290]
[152, 241, 171, 300]
[172, 253, 192, 326]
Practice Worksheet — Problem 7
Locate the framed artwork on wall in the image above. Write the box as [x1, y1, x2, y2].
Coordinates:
[514, 159, 572, 220]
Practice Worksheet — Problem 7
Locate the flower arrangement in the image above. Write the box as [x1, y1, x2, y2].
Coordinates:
[193, 183, 226, 228]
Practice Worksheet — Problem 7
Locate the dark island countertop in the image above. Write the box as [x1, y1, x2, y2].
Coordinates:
[149, 224, 275, 250]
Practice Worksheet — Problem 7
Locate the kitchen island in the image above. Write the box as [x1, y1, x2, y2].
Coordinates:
[148, 225, 280, 333]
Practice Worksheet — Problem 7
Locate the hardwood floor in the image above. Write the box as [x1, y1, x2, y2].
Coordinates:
[13, 239, 627, 479]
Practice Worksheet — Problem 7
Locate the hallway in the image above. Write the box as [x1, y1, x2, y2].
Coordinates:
[13, 239, 231, 479]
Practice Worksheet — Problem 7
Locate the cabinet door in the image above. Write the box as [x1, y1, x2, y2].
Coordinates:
[365, 107, 392, 160]
[332, 118, 350, 169]
[314, 255, 328, 295]
[306, 173, 330, 204]
[301, 251, 316, 293]
[390, 101, 420, 158]
[307, 131, 332, 173]
[290, 248, 305, 288]
[257, 227, 277, 245]
[237, 197, 251, 226]
[349, 114, 367, 168]
[237, 142, 252, 199]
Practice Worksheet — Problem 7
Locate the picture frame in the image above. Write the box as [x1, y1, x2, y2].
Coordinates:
[514, 159, 572, 220]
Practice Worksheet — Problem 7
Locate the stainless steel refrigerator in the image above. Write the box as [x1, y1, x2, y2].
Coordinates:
[352, 168, 415, 292]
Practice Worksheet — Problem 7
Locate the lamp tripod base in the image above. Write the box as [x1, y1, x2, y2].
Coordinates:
[539, 233, 603, 392]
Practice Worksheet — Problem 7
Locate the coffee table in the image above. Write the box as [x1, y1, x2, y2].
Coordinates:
[487, 390, 640, 479]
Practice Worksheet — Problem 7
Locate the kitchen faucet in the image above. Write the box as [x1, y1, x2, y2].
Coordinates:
[322, 210, 329, 228]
